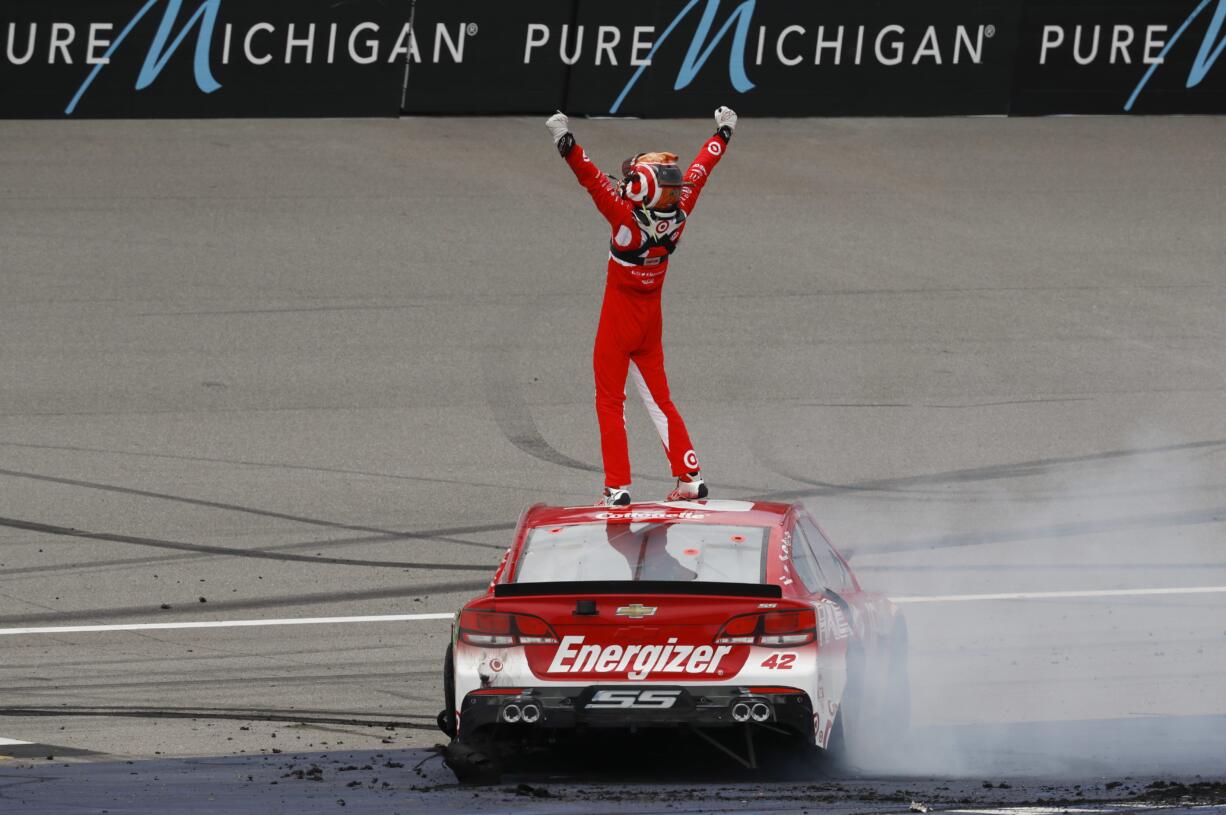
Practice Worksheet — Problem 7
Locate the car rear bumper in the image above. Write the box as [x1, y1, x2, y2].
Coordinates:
[459, 685, 814, 742]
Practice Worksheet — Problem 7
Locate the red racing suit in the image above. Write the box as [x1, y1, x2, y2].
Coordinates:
[563, 131, 729, 488]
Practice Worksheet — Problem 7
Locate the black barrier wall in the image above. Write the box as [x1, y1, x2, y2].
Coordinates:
[2, 0, 408, 116]
[1013, 0, 1226, 114]
[2, 0, 1224, 116]
[406, 0, 1024, 116]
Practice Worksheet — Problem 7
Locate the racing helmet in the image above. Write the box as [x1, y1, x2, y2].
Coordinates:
[620, 151, 683, 210]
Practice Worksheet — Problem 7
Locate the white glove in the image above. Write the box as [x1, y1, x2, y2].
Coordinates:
[714, 106, 737, 133]
[545, 111, 570, 146]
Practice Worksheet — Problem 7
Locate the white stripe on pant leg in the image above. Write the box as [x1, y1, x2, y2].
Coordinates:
[629, 361, 670, 449]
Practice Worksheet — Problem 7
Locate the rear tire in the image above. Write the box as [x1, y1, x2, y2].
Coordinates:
[443, 737, 501, 785]
[881, 620, 911, 739]
[824, 711, 848, 768]
[826, 645, 862, 771]
[437, 643, 457, 738]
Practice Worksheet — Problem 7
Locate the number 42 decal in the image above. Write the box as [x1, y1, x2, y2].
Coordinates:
[760, 653, 797, 669]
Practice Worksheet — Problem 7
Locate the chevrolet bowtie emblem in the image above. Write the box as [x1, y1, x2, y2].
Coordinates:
[615, 603, 657, 619]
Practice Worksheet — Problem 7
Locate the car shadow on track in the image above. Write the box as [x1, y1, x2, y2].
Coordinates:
[448, 726, 847, 786]
[453, 714, 1226, 786]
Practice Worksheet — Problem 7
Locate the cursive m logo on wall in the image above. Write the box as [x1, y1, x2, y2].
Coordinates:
[610, 0, 756, 114]
[66, 0, 221, 115]
[1126, 0, 1226, 110]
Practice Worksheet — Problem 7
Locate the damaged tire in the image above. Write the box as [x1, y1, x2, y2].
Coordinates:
[438, 644, 457, 738]
[442, 739, 502, 786]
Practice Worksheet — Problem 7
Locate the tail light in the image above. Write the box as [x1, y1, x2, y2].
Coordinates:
[458, 610, 559, 646]
[715, 609, 816, 647]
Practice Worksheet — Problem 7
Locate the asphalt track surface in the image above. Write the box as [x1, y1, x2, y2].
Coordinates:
[1, 116, 1224, 813]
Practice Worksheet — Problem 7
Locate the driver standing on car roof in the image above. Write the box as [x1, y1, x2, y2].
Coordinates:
[545, 106, 737, 508]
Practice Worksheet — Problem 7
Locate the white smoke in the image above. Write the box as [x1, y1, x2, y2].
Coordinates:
[824, 436, 1226, 778]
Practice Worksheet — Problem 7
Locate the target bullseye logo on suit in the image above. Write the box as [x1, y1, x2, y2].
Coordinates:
[563, 127, 729, 499]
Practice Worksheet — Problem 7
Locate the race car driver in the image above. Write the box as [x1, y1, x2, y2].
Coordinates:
[546, 107, 737, 507]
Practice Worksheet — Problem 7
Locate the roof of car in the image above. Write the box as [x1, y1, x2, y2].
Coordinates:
[522, 500, 796, 529]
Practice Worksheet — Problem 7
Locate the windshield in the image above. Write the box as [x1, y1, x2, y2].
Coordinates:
[512, 522, 770, 584]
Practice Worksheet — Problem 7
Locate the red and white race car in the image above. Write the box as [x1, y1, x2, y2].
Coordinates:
[438, 499, 908, 778]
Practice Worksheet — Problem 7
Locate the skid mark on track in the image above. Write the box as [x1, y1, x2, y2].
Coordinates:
[479, 305, 765, 491]
[0, 439, 541, 493]
[0, 516, 491, 572]
[750, 438, 1226, 503]
[138, 304, 428, 316]
[0, 579, 486, 627]
[0, 466, 410, 538]
[858, 505, 1226, 555]
[480, 302, 604, 476]
[0, 706, 436, 730]
[3, 669, 437, 694]
[750, 438, 1226, 556]
[0, 522, 512, 578]
[801, 397, 1095, 409]
[0, 522, 512, 579]
[261, 524, 513, 555]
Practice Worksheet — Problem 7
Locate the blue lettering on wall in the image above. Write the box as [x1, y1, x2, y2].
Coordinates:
[137, 0, 221, 92]
[66, 0, 222, 115]
[1187, 0, 1226, 85]
[1126, 0, 1225, 110]
[610, 0, 756, 115]
[674, 0, 755, 92]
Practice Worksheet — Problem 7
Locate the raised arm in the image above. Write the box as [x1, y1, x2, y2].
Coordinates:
[679, 106, 737, 216]
[546, 112, 641, 249]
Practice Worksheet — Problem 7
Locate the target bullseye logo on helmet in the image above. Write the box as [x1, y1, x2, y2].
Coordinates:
[624, 168, 653, 204]
[621, 159, 683, 210]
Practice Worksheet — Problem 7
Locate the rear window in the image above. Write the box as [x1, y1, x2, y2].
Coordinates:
[512, 522, 770, 585]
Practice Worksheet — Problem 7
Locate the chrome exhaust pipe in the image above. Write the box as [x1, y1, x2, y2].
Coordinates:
[750, 702, 771, 722]
[731, 702, 751, 722]
[501, 703, 522, 723]
[520, 703, 541, 723]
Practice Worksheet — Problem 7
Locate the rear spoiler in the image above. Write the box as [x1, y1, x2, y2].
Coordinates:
[494, 580, 782, 599]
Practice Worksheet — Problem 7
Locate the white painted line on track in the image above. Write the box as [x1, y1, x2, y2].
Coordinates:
[2, 585, 1223, 637]
[0, 612, 454, 637]
[0, 737, 33, 746]
[891, 585, 1226, 604]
